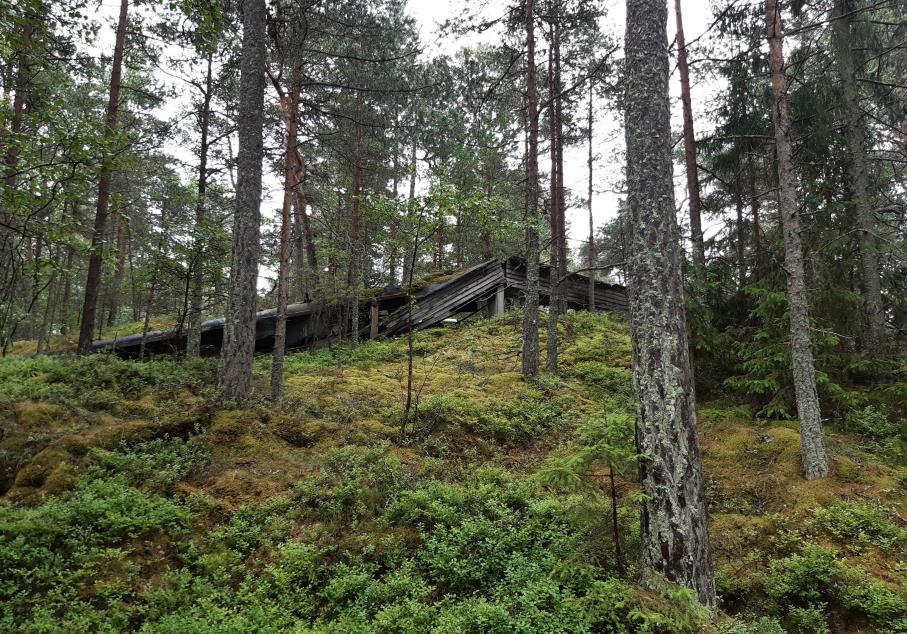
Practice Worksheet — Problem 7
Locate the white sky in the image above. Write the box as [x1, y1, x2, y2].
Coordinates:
[92, 0, 721, 284]
[405, 0, 721, 253]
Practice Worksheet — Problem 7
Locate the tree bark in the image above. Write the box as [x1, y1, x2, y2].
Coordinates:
[624, 0, 715, 606]
[270, 68, 301, 400]
[735, 186, 746, 290]
[765, 0, 829, 480]
[674, 0, 705, 271]
[522, 0, 541, 380]
[77, 0, 128, 354]
[219, 0, 266, 400]
[106, 211, 128, 328]
[832, 0, 885, 349]
[270, 142, 293, 400]
[187, 51, 214, 358]
[546, 15, 560, 374]
[587, 83, 596, 309]
[347, 124, 363, 344]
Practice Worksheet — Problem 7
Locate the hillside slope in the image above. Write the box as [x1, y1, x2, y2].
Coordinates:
[1, 311, 905, 632]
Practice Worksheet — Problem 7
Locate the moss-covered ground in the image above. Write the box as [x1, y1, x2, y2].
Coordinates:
[0, 311, 904, 632]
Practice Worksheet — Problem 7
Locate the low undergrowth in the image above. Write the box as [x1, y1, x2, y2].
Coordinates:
[0, 311, 904, 632]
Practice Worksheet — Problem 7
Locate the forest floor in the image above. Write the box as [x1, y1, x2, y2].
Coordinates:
[0, 311, 905, 632]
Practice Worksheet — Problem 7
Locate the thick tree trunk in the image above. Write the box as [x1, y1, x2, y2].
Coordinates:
[765, 0, 829, 480]
[674, 0, 705, 271]
[77, 0, 128, 354]
[832, 0, 884, 349]
[187, 51, 214, 358]
[624, 0, 715, 606]
[219, 0, 266, 400]
[522, 0, 541, 380]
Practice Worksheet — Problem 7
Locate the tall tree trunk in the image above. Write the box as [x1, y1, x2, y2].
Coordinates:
[402, 142, 418, 284]
[187, 51, 214, 358]
[293, 159, 318, 293]
[674, 0, 705, 271]
[832, 0, 885, 349]
[624, 0, 715, 606]
[219, 0, 266, 400]
[270, 146, 293, 400]
[0, 19, 33, 337]
[554, 28, 567, 284]
[735, 185, 746, 290]
[522, 0, 541, 380]
[347, 125, 363, 344]
[545, 18, 561, 374]
[748, 154, 762, 253]
[77, 0, 128, 354]
[106, 212, 128, 328]
[765, 0, 829, 480]
[270, 66, 302, 400]
[587, 84, 596, 309]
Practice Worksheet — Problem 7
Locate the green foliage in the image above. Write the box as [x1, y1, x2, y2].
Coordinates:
[572, 361, 633, 397]
[724, 286, 840, 419]
[0, 354, 216, 411]
[844, 405, 899, 437]
[414, 391, 564, 443]
[764, 544, 907, 632]
[87, 437, 209, 494]
[842, 405, 907, 464]
[275, 339, 407, 375]
[812, 500, 905, 552]
[712, 616, 787, 634]
[0, 476, 192, 627]
[536, 412, 638, 493]
[294, 444, 410, 529]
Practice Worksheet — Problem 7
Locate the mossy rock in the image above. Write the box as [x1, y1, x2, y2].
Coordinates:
[11, 400, 70, 431]
[11, 446, 72, 489]
[207, 410, 259, 444]
[834, 457, 866, 484]
[41, 460, 78, 495]
[0, 433, 54, 494]
[111, 394, 158, 418]
[205, 468, 283, 507]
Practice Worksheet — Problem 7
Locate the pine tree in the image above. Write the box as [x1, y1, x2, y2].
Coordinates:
[765, 0, 829, 480]
[219, 0, 266, 400]
[624, 0, 715, 606]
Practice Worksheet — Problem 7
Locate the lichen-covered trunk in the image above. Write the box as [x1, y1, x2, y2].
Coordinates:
[832, 0, 885, 349]
[674, 0, 704, 271]
[521, 0, 541, 380]
[77, 0, 128, 354]
[219, 0, 266, 400]
[624, 0, 715, 607]
[765, 0, 829, 480]
[187, 51, 214, 358]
